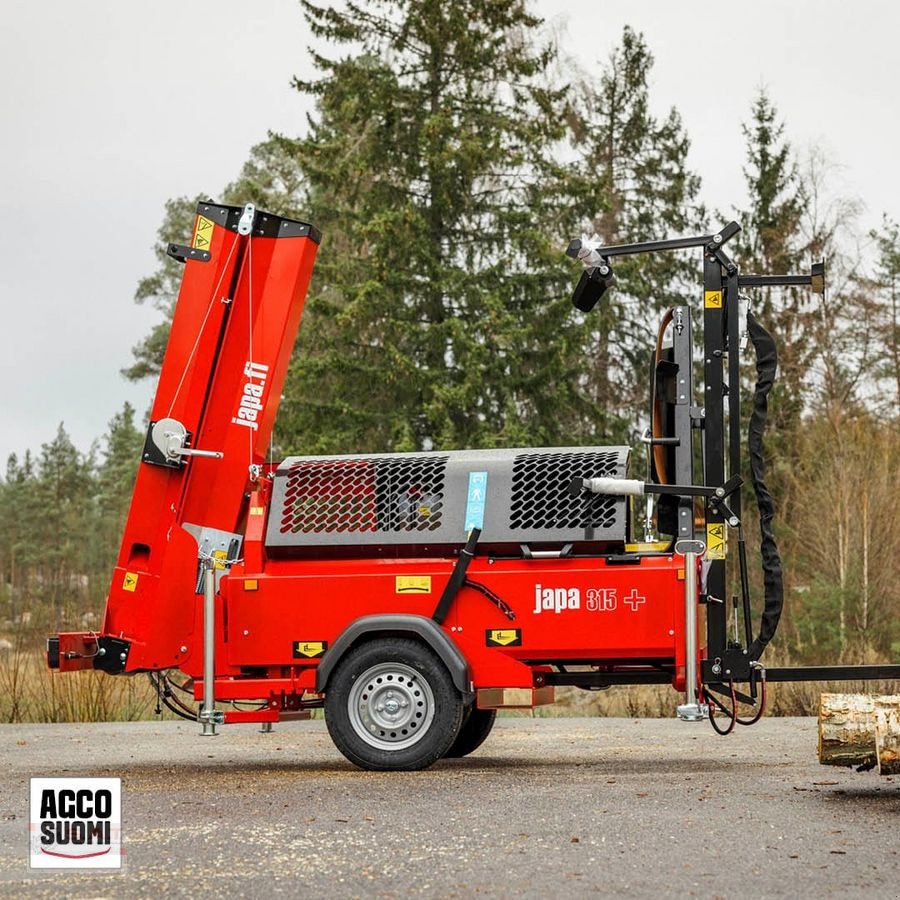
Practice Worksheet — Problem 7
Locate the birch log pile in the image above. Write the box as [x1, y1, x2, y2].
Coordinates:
[818, 694, 900, 775]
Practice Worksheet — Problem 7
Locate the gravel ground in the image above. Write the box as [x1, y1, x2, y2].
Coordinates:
[0, 717, 897, 898]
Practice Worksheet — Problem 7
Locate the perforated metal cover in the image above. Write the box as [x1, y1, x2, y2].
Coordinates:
[276, 455, 448, 535]
[510, 449, 622, 532]
[266, 446, 629, 556]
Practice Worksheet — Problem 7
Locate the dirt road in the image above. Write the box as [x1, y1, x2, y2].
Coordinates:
[1, 718, 897, 898]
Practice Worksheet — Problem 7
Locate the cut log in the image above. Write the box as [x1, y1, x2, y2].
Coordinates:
[818, 693, 900, 775]
[875, 696, 900, 776]
[818, 694, 877, 770]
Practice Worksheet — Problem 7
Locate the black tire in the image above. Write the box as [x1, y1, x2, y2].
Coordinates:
[324, 637, 465, 771]
[444, 707, 497, 758]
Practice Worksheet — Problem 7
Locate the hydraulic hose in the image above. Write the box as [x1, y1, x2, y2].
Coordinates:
[745, 311, 784, 661]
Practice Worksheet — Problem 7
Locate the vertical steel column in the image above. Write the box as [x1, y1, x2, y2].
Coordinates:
[725, 271, 742, 517]
[676, 539, 706, 720]
[703, 254, 727, 658]
[671, 307, 694, 540]
[199, 559, 218, 737]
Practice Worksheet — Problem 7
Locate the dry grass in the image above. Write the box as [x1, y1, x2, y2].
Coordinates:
[0, 641, 160, 724]
[2, 633, 895, 723]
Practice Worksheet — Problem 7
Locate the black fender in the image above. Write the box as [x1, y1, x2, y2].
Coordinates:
[315, 614, 473, 699]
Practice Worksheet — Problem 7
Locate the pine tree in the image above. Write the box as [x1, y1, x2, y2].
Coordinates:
[90, 404, 144, 594]
[27, 426, 95, 628]
[0, 453, 36, 628]
[565, 26, 702, 441]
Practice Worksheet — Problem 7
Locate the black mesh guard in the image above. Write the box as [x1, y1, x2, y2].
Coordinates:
[510, 450, 621, 530]
[279, 456, 448, 535]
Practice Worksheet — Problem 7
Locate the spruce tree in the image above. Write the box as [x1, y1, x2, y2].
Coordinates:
[281, 0, 579, 453]
[565, 26, 702, 442]
[870, 216, 900, 415]
[736, 90, 811, 431]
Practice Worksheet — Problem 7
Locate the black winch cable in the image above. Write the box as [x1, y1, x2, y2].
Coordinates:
[745, 311, 784, 661]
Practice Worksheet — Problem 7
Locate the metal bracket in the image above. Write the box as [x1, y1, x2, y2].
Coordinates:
[237, 203, 256, 236]
[183, 523, 243, 593]
[676, 701, 709, 722]
[199, 708, 225, 731]
[166, 243, 211, 264]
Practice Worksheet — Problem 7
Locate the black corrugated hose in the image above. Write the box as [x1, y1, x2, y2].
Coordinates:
[745, 311, 784, 661]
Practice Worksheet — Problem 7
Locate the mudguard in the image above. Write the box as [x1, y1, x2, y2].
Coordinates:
[315, 614, 472, 698]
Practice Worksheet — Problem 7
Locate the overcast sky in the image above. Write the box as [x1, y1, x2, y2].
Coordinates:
[2, 1, 898, 465]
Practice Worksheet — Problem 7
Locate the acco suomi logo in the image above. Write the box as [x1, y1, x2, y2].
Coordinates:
[29, 777, 122, 869]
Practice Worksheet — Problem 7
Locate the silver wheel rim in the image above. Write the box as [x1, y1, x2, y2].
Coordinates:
[348, 662, 435, 751]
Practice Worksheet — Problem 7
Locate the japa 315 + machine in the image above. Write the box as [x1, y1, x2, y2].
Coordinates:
[47, 201, 900, 771]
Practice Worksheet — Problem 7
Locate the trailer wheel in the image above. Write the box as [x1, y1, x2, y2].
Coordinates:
[444, 707, 497, 758]
[324, 637, 465, 771]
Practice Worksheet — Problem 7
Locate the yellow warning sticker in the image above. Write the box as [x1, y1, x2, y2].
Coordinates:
[249, 506, 265, 516]
[122, 572, 139, 592]
[704, 290, 723, 309]
[192, 214, 215, 251]
[486, 629, 522, 647]
[293, 641, 327, 659]
[395, 576, 432, 594]
[706, 523, 726, 559]
[212, 549, 228, 571]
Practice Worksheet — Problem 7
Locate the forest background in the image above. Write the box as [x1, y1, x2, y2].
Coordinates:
[2, 1, 899, 720]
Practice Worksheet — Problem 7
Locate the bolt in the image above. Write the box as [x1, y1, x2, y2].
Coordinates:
[180, 645, 188, 653]
[729, 516, 740, 527]
[243, 630, 249, 636]
[119, 652, 127, 661]
[712, 663, 722, 675]
[714, 234, 723, 243]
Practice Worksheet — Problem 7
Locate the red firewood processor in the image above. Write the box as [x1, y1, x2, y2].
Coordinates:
[49, 200, 895, 771]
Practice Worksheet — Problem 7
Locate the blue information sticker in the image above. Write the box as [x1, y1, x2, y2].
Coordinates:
[464, 471, 488, 532]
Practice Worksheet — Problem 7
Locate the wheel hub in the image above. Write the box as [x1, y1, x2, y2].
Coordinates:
[349, 662, 435, 751]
